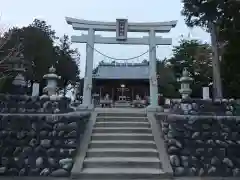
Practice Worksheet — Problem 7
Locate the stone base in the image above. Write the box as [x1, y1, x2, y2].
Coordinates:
[50, 95, 61, 101]
[147, 105, 164, 112]
[76, 104, 94, 111]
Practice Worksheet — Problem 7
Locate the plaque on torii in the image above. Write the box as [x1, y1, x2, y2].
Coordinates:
[116, 19, 128, 41]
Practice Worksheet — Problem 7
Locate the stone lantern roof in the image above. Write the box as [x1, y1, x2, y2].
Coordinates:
[6, 53, 30, 73]
[179, 68, 193, 83]
[43, 66, 61, 80]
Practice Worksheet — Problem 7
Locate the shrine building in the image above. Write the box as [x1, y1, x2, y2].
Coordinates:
[92, 61, 150, 102]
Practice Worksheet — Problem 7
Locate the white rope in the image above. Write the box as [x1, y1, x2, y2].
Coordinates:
[87, 42, 157, 61]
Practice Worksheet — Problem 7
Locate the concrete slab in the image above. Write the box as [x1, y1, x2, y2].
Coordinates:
[0, 176, 238, 180]
[71, 112, 97, 178]
[95, 107, 147, 114]
[147, 112, 173, 176]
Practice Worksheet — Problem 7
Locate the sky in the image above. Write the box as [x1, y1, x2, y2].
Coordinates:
[0, 0, 210, 77]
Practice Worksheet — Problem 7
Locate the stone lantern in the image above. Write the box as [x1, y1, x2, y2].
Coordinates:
[179, 68, 193, 99]
[7, 53, 29, 94]
[43, 66, 61, 97]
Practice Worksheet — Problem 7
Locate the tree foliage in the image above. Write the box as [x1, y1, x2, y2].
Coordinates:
[167, 39, 213, 97]
[181, 0, 240, 98]
[182, 0, 227, 28]
[56, 35, 80, 96]
[0, 19, 80, 95]
[156, 60, 178, 97]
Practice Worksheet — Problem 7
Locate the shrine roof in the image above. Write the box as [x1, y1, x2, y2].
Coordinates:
[93, 62, 149, 80]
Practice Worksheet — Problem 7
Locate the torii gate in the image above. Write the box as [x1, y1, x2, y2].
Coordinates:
[66, 17, 177, 110]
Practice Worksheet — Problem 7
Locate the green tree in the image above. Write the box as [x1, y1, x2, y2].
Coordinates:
[156, 59, 178, 97]
[181, 0, 225, 28]
[0, 28, 26, 92]
[181, 0, 227, 99]
[167, 39, 213, 97]
[181, 0, 240, 98]
[0, 19, 80, 95]
[56, 35, 80, 96]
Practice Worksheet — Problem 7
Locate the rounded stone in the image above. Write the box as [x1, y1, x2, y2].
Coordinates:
[66, 130, 77, 137]
[36, 157, 44, 167]
[198, 168, 205, 176]
[50, 169, 69, 177]
[58, 131, 65, 137]
[19, 168, 27, 176]
[174, 167, 185, 176]
[0, 167, 6, 174]
[170, 155, 180, 167]
[48, 158, 58, 167]
[188, 167, 197, 176]
[13, 147, 22, 156]
[40, 131, 49, 137]
[40, 139, 51, 148]
[211, 156, 221, 166]
[168, 146, 179, 154]
[1, 157, 9, 166]
[29, 139, 38, 147]
[223, 158, 234, 167]
[181, 156, 189, 167]
[40, 168, 50, 176]
[207, 166, 217, 175]
[68, 122, 78, 129]
[47, 148, 58, 156]
[233, 168, 240, 177]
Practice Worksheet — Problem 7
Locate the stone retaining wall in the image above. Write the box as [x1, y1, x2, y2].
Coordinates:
[0, 94, 74, 113]
[0, 112, 90, 177]
[156, 114, 240, 177]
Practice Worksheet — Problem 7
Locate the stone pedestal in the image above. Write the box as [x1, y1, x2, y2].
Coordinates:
[203, 87, 210, 100]
[32, 83, 40, 96]
[147, 105, 164, 112]
[76, 103, 94, 111]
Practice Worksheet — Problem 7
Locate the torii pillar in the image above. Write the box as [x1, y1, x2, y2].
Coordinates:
[83, 28, 95, 108]
[148, 29, 158, 110]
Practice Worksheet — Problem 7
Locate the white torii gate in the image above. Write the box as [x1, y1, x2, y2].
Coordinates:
[66, 17, 177, 110]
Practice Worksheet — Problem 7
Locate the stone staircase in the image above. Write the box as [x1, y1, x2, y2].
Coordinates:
[78, 112, 169, 179]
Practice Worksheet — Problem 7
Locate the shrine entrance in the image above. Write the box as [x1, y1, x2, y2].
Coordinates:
[116, 84, 130, 102]
[66, 17, 177, 109]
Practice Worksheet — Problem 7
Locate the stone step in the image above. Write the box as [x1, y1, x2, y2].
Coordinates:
[89, 140, 156, 149]
[97, 113, 146, 117]
[95, 121, 150, 128]
[114, 103, 132, 108]
[91, 133, 154, 141]
[96, 116, 148, 122]
[86, 148, 158, 157]
[79, 168, 166, 179]
[83, 157, 162, 169]
[93, 127, 152, 134]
